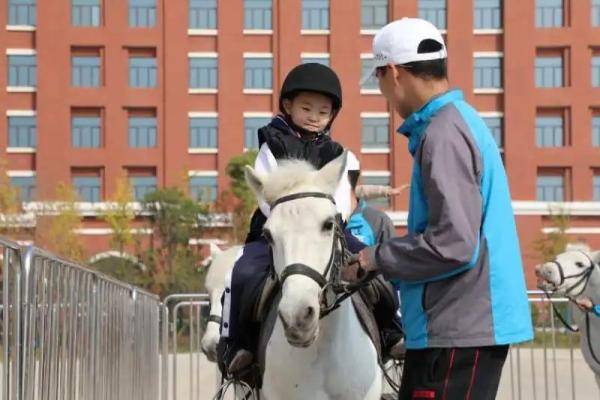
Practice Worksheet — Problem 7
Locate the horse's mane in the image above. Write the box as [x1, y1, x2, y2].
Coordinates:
[261, 159, 320, 204]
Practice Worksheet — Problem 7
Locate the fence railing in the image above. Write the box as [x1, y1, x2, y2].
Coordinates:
[1, 238, 164, 400]
[3, 236, 597, 400]
[500, 290, 597, 400]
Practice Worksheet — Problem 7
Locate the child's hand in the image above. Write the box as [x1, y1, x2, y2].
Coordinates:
[388, 184, 410, 197]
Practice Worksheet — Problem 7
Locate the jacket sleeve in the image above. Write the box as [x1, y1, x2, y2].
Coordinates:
[254, 143, 278, 217]
[370, 125, 483, 284]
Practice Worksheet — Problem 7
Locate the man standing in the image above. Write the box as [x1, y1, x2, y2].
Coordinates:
[346, 18, 533, 399]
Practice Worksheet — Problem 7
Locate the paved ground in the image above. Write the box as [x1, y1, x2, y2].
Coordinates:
[167, 348, 600, 400]
[2, 348, 598, 399]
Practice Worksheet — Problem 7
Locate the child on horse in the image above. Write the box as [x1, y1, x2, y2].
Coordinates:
[218, 63, 402, 377]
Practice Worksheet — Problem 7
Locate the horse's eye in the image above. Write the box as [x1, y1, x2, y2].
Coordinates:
[575, 261, 585, 268]
[322, 219, 335, 232]
[263, 229, 274, 244]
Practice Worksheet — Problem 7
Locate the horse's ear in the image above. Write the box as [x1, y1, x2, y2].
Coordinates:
[244, 165, 265, 198]
[316, 151, 348, 194]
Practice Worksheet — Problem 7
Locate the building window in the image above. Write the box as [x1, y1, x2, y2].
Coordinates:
[189, 116, 217, 149]
[301, 56, 330, 67]
[129, 111, 157, 148]
[244, 0, 272, 30]
[474, 56, 502, 89]
[362, 117, 389, 149]
[129, 51, 157, 88]
[244, 116, 271, 149]
[8, 116, 36, 148]
[418, 0, 446, 30]
[537, 173, 564, 201]
[10, 176, 36, 202]
[474, 0, 502, 30]
[8, 0, 36, 26]
[535, 53, 563, 88]
[72, 0, 100, 27]
[129, 175, 157, 201]
[483, 116, 503, 149]
[361, 57, 379, 91]
[189, 176, 217, 203]
[72, 49, 101, 87]
[189, 0, 217, 29]
[593, 0, 600, 27]
[129, 0, 156, 28]
[362, 174, 391, 208]
[189, 57, 218, 89]
[73, 172, 101, 202]
[361, 0, 387, 30]
[8, 55, 36, 87]
[536, 0, 563, 28]
[72, 110, 101, 148]
[592, 115, 600, 147]
[536, 114, 564, 147]
[302, 0, 329, 30]
[244, 57, 272, 90]
[594, 174, 600, 201]
[592, 54, 600, 88]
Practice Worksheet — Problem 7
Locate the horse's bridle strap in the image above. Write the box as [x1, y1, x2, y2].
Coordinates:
[280, 263, 329, 288]
[270, 192, 335, 210]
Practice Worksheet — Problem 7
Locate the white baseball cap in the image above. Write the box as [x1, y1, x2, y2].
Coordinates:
[361, 18, 447, 85]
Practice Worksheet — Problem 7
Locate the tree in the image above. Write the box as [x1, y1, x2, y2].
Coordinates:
[137, 187, 209, 297]
[224, 150, 258, 242]
[0, 159, 20, 214]
[101, 176, 135, 254]
[534, 207, 570, 262]
[0, 159, 24, 238]
[35, 183, 85, 262]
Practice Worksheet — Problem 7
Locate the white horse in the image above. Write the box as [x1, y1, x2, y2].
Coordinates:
[244, 153, 382, 400]
[536, 249, 600, 390]
[201, 245, 242, 362]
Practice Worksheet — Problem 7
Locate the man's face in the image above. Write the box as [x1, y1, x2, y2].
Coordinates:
[376, 65, 413, 119]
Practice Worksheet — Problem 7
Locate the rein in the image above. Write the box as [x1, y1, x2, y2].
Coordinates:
[543, 252, 600, 365]
[269, 191, 376, 318]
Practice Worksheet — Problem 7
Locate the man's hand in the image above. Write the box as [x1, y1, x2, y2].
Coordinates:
[341, 248, 378, 282]
[388, 184, 410, 197]
[575, 297, 594, 312]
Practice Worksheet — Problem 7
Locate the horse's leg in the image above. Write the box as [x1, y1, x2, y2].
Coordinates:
[595, 373, 600, 392]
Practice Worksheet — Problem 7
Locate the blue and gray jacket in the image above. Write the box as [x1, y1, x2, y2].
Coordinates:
[369, 89, 534, 349]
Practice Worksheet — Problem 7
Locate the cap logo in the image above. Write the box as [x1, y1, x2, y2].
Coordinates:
[374, 53, 387, 61]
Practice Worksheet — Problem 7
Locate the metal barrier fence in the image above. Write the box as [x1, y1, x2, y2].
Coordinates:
[162, 294, 215, 400]
[1, 238, 164, 400]
[501, 290, 596, 400]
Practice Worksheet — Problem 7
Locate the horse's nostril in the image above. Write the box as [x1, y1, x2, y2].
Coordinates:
[305, 306, 316, 320]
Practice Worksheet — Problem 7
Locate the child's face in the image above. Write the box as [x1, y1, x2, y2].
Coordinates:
[282, 92, 334, 133]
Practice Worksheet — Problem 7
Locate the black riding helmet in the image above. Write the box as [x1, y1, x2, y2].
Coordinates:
[279, 63, 343, 131]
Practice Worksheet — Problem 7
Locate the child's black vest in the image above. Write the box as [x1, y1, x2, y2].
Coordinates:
[245, 117, 344, 243]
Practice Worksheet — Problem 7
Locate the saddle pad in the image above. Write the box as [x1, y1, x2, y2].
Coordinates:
[351, 292, 382, 360]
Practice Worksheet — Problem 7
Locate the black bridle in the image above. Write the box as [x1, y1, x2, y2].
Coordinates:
[543, 251, 600, 365]
[548, 251, 596, 298]
[269, 192, 375, 318]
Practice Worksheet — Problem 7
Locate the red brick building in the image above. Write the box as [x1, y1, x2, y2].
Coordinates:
[1, 0, 600, 287]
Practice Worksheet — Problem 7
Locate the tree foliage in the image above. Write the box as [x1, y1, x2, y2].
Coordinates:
[36, 183, 85, 262]
[135, 187, 209, 297]
[534, 208, 570, 262]
[224, 150, 258, 242]
[101, 176, 135, 254]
